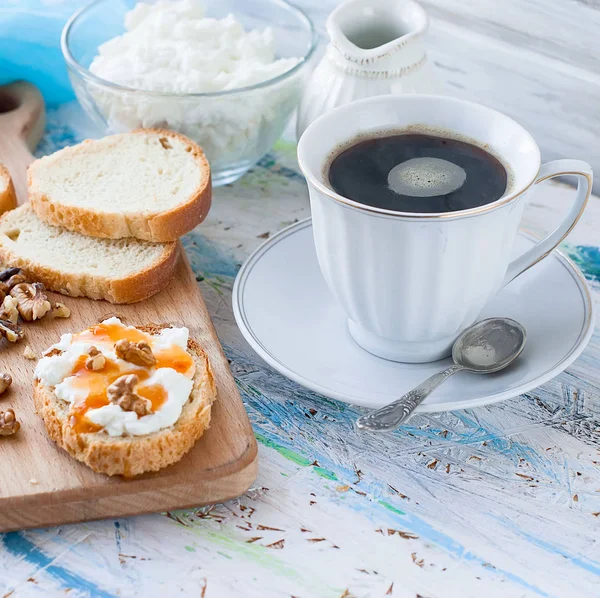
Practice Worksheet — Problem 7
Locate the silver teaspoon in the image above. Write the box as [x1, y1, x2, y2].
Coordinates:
[356, 317, 526, 432]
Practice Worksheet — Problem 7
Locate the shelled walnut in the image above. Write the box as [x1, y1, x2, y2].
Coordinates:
[0, 295, 19, 325]
[107, 374, 151, 416]
[115, 339, 156, 367]
[10, 282, 52, 321]
[51, 302, 71, 319]
[0, 319, 24, 343]
[0, 268, 28, 295]
[0, 408, 20, 436]
[85, 346, 106, 371]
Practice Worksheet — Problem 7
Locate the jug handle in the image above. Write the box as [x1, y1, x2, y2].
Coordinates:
[502, 159, 592, 287]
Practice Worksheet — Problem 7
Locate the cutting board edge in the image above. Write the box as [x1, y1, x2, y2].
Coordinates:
[0, 446, 258, 532]
[0, 431, 258, 509]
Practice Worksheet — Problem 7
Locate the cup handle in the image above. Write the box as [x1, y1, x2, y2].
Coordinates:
[503, 159, 593, 286]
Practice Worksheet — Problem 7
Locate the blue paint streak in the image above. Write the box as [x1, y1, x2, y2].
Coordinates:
[2, 532, 115, 598]
[182, 232, 240, 279]
[567, 245, 600, 283]
[242, 352, 558, 477]
[399, 513, 551, 597]
[495, 517, 600, 577]
[448, 411, 559, 479]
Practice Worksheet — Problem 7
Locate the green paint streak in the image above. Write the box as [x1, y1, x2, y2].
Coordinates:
[188, 527, 300, 579]
[255, 433, 312, 466]
[184, 545, 196, 552]
[378, 500, 406, 516]
[255, 434, 335, 481]
[202, 277, 227, 295]
[314, 467, 338, 481]
[256, 434, 337, 481]
[217, 551, 233, 560]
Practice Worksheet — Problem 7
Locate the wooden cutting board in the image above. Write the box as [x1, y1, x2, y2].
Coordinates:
[0, 82, 258, 533]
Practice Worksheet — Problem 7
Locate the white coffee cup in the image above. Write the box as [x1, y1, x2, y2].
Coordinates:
[297, 94, 592, 363]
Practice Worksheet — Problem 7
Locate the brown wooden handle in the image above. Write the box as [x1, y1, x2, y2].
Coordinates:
[0, 81, 46, 204]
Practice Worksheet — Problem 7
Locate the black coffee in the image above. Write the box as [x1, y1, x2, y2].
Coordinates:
[328, 132, 508, 213]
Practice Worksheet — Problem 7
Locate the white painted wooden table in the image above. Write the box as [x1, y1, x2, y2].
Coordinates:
[1, 2, 600, 597]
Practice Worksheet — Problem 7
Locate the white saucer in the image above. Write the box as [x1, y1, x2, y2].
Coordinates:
[233, 219, 594, 411]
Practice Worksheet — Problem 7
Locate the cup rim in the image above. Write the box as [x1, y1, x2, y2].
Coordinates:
[297, 94, 542, 221]
[61, 0, 318, 99]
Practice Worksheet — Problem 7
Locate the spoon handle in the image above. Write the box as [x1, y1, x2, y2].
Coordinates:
[356, 364, 465, 431]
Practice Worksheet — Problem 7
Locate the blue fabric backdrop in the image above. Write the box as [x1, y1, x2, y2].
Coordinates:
[0, 1, 82, 105]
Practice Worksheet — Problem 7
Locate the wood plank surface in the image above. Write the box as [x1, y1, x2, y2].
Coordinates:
[0, 83, 257, 533]
[420, 0, 600, 193]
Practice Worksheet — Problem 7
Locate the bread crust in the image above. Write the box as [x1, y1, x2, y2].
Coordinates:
[0, 227, 180, 304]
[28, 129, 212, 242]
[0, 164, 17, 216]
[34, 326, 216, 477]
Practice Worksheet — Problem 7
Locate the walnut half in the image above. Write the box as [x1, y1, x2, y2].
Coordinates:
[115, 339, 156, 367]
[107, 374, 151, 416]
[0, 408, 20, 436]
[10, 282, 51, 321]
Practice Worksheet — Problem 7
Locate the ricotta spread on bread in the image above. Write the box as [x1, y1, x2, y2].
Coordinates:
[34, 318, 195, 437]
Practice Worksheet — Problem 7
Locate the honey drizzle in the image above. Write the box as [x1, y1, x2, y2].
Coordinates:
[137, 384, 168, 412]
[66, 322, 193, 433]
[155, 345, 193, 375]
[74, 322, 150, 345]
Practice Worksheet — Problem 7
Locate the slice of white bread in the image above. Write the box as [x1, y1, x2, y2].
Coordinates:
[0, 204, 178, 304]
[34, 325, 216, 477]
[28, 128, 211, 242]
[0, 164, 17, 215]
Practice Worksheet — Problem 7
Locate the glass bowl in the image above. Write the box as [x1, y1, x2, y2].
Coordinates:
[61, 0, 316, 186]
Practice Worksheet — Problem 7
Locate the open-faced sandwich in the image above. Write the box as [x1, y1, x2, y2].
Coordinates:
[34, 317, 216, 476]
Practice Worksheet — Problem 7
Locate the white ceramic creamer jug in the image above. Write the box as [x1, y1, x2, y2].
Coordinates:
[297, 0, 441, 138]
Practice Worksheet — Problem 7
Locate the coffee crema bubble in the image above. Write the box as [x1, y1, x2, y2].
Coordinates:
[328, 132, 508, 214]
[387, 157, 467, 198]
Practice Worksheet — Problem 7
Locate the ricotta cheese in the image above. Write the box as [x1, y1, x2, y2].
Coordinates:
[88, 0, 303, 164]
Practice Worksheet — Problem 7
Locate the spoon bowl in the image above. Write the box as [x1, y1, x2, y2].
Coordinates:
[453, 317, 526, 373]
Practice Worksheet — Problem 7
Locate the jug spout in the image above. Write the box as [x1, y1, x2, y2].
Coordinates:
[327, 0, 429, 66]
[297, 0, 441, 137]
